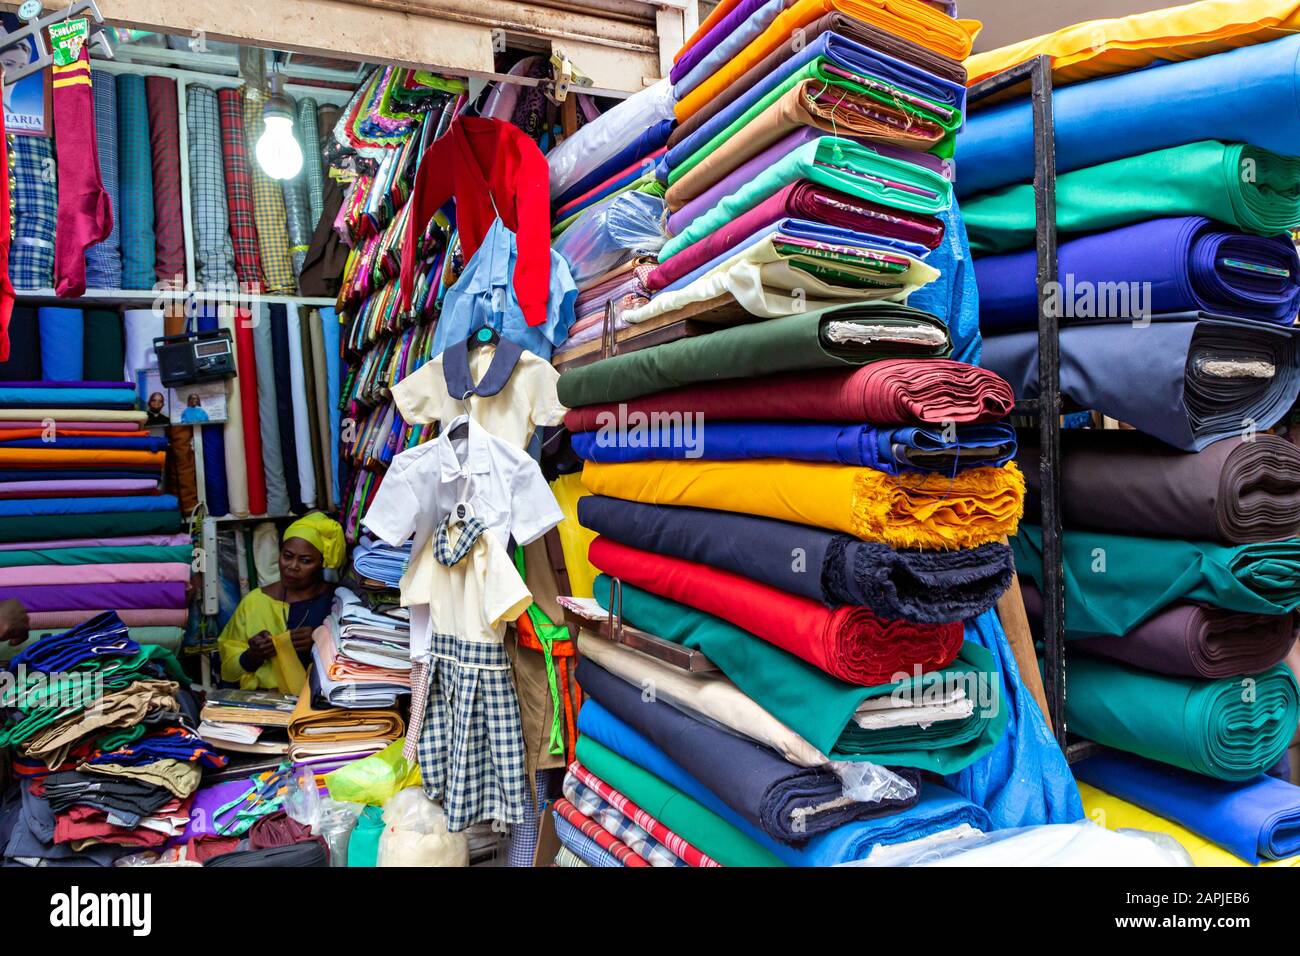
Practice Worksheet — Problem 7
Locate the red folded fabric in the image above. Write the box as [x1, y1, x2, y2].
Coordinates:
[553, 797, 650, 867]
[588, 536, 962, 686]
[564, 360, 1016, 431]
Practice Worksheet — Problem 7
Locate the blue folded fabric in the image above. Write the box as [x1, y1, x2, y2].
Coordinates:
[661, 217, 933, 295]
[571, 420, 1016, 472]
[957, 34, 1300, 197]
[320, 307, 342, 507]
[908, 200, 980, 365]
[38, 308, 84, 382]
[1074, 749, 1300, 864]
[552, 812, 624, 867]
[976, 217, 1300, 331]
[351, 539, 410, 587]
[577, 697, 990, 866]
[0, 436, 168, 451]
[10, 611, 136, 673]
[0, 387, 137, 407]
[556, 162, 658, 224]
[552, 119, 674, 210]
[0, 494, 178, 517]
[672, 0, 786, 100]
[668, 31, 967, 173]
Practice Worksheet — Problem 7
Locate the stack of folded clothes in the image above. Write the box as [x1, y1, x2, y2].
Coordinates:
[311, 587, 411, 708]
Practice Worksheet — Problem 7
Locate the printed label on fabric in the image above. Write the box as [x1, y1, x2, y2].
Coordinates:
[48, 18, 89, 65]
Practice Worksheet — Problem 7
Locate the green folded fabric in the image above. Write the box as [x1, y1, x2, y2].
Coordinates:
[965, 141, 1300, 255]
[575, 735, 784, 867]
[669, 59, 959, 186]
[1066, 655, 1298, 781]
[82, 310, 126, 382]
[1013, 525, 1300, 639]
[0, 510, 182, 544]
[0, 545, 192, 568]
[593, 576, 1004, 772]
[662, 136, 954, 259]
[556, 302, 950, 408]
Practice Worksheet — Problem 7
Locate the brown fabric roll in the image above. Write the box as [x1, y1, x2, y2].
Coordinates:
[1021, 431, 1300, 544]
[162, 307, 198, 512]
[665, 79, 945, 212]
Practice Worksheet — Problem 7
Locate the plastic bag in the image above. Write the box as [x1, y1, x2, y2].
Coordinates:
[377, 787, 470, 867]
[325, 738, 422, 806]
[314, 800, 365, 867]
[553, 191, 667, 287]
[829, 761, 918, 805]
[548, 78, 674, 197]
[284, 766, 322, 828]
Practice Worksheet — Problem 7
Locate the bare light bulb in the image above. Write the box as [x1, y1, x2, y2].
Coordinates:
[256, 114, 303, 180]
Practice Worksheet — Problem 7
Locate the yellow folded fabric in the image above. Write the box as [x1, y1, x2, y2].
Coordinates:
[580, 459, 1024, 550]
[551, 473, 598, 598]
[1079, 782, 1300, 867]
[271, 630, 307, 696]
[675, 0, 980, 122]
[287, 681, 405, 744]
[966, 0, 1300, 87]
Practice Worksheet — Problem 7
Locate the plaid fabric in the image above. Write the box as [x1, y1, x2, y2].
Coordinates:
[145, 76, 186, 285]
[553, 845, 588, 867]
[280, 118, 311, 278]
[114, 74, 155, 290]
[84, 69, 121, 289]
[553, 815, 620, 866]
[569, 761, 721, 867]
[434, 515, 486, 566]
[8, 136, 56, 290]
[216, 88, 264, 291]
[243, 90, 295, 293]
[400, 660, 428, 763]
[297, 97, 324, 227]
[553, 799, 645, 866]
[563, 768, 688, 867]
[186, 86, 237, 288]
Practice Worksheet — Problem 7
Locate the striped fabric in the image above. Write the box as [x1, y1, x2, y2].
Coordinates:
[84, 70, 121, 289]
[552, 801, 639, 867]
[297, 97, 324, 227]
[243, 90, 295, 293]
[8, 137, 56, 290]
[115, 74, 156, 290]
[145, 76, 186, 286]
[216, 87, 264, 292]
[185, 85, 237, 288]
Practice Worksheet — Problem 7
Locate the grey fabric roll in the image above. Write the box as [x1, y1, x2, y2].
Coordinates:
[280, 107, 313, 278]
[250, 303, 290, 515]
[185, 85, 237, 288]
[297, 97, 324, 228]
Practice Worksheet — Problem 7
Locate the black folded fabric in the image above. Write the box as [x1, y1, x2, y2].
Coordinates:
[1021, 432, 1300, 544]
[577, 495, 1012, 623]
[0, 308, 41, 382]
[203, 840, 329, 867]
[42, 771, 172, 823]
[575, 657, 921, 846]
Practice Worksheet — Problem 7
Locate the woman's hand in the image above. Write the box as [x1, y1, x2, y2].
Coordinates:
[247, 630, 276, 664]
[289, 627, 316, 652]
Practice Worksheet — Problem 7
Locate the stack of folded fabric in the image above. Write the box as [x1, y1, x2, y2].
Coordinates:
[198, 688, 299, 756]
[0, 613, 223, 866]
[962, 5, 1300, 867]
[311, 586, 411, 708]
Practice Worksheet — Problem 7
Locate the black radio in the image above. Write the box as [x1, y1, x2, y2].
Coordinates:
[153, 329, 237, 388]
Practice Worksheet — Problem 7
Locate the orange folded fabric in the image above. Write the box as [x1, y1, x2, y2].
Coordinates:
[675, 0, 980, 122]
[0, 448, 165, 468]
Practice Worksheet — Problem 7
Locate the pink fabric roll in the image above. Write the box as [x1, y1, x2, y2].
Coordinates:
[0, 561, 191, 586]
[0, 533, 191, 552]
[28, 608, 188, 628]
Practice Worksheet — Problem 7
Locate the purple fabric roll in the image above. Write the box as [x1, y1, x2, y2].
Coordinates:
[0, 479, 159, 497]
[0, 381, 134, 389]
[0, 580, 186, 611]
[671, 0, 772, 84]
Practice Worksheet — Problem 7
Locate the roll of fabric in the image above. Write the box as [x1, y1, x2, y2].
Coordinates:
[1013, 525, 1300, 638]
[215, 309, 249, 517]
[186, 86, 237, 288]
[959, 32, 1300, 197]
[144, 76, 186, 285]
[556, 304, 950, 408]
[1022, 584, 1296, 679]
[578, 496, 1013, 623]
[589, 536, 964, 685]
[253, 304, 290, 515]
[0, 384, 135, 408]
[319, 308, 341, 508]
[0, 580, 185, 611]
[296, 98, 324, 228]
[287, 688, 404, 743]
[0, 309, 40, 381]
[1075, 749, 1300, 864]
[575, 736, 784, 867]
[231, 306, 266, 514]
[0, 506, 181, 544]
[285, 305, 317, 509]
[269, 306, 303, 513]
[0, 543, 190, 567]
[85, 70, 122, 289]
[280, 162, 311, 279]
[965, 142, 1300, 256]
[121, 308, 164, 386]
[1065, 656, 1298, 782]
[593, 576, 1006, 773]
[244, 92, 296, 294]
[583, 458, 1024, 551]
[977, 217, 1300, 329]
[298, 316, 326, 510]
[37, 309, 83, 381]
[81, 311, 125, 383]
[909, 199, 981, 367]
[577, 658, 921, 845]
[563, 359, 1012, 430]
[216, 87, 265, 291]
[9, 137, 56, 290]
[192, 311, 229, 516]
[0, 561, 189, 587]
[983, 315, 1300, 452]
[115, 75, 155, 290]
[572, 420, 1015, 472]
[1020, 433, 1300, 544]
[307, 313, 334, 510]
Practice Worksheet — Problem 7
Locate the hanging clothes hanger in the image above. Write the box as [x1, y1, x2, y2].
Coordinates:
[467, 325, 499, 350]
[0, 0, 113, 87]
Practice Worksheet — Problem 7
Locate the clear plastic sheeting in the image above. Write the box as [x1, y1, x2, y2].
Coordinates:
[376, 787, 470, 867]
[548, 78, 675, 198]
[845, 822, 1195, 867]
[554, 191, 668, 288]
[830, 761, 918, 805]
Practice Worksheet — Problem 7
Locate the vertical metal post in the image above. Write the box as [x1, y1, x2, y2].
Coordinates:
[1030, 56, 1066, 748]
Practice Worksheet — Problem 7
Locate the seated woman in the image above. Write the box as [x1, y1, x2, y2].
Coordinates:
[218, 513, 345, 691]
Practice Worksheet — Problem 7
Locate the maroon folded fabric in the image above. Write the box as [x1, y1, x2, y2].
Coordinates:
[249, 811, 328, 852]
[589, 536, 962, 686]
[647, 180, 945, 292]
[52, 48, 112, 298]
[563, 359, 1015, 431]
[145, 76, 186, 285]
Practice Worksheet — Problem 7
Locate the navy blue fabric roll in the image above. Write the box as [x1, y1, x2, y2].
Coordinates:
[570, 420, 1016, 472]
[0, 436, 168, 451]
[195, 309, 229, 517]
[268, 304, 304, 513]
[575, 656, 921, 845]
[977, 217, 1300, 331]
[576, 494, 1013, 623]
[0, 308, 41, 381]
[1075, 749, 1300, 864]
[552, 119, 674, 209]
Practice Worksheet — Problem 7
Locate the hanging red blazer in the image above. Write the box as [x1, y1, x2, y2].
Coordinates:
[399, 116, 550, 327]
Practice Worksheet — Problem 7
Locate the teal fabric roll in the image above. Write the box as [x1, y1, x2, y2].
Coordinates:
[116, 74, 156, 290]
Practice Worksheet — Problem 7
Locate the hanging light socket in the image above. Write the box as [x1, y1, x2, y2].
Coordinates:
[255, 69, 303, 180]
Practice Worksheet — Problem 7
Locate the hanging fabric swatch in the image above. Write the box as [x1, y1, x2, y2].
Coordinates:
[9, 136, 57, 290]
[296, 96, 324, 226]
[186, 85, 237, 288]
[51, 46, 112, 298]
[115, 74, 155, 289]
[251, 303, 290, 515]
[84, 69, 122, 290]
[244, 90, 296, 293]
[144, 76, 186, 286]
[38, 307, 83, 381]
[216, 87, 265, 291]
